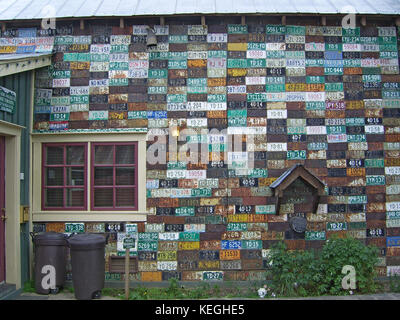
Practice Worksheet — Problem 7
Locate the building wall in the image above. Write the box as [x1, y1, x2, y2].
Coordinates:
[6, 20, 399, 282]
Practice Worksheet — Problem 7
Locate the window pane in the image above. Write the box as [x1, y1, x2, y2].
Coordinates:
[46, 146, 64, 165]
[89, 143, 137, 210]
[46, 167, 63, 186]
[45, 188, 63, 207]
[116, 145, 135, 164]
[116, 188, 135, 207]
[66, 167, 84, 186]
[66, 188, 84, 207]
[116, 167, 135, 185]
[94, 167, 113, 185]
[94, 145, 113, 164]
[43, 143, 88, 210]
[67, 146, 85, 165]
[94, 188, 113, 207]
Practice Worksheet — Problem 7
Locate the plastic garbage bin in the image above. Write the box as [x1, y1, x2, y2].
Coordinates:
[68, 233, 106, 300]
[30, 232, 68, 294]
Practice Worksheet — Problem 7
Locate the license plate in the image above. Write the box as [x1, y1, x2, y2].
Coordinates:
[89, 110, 108, 120]
[137, 241, 158, 251]
[184, 224, 205, 233]
[157, 261, 177, 271]
[220, 261, 242, 270]
[178, 241, 200, 250]
[103, 223, 123, 233]
[52, 78, 70, 87]
[241, 240, 262, 249]
[65, 223, 85, 233]
[207, 33, 228, 43]
[179, 232, 200, 241]
[203, 271, 223, 281]
[305, 231, 326, 240]
[221, 240, 241, 250]
[327, 222, 348, 231]
[387, 237, 400, 247]
[138, 262, 158, 272]
[158, 233, 180, 241]
[85, 222, 105, 233]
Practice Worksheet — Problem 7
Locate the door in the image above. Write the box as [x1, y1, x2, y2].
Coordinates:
[0, 136, 5, 283]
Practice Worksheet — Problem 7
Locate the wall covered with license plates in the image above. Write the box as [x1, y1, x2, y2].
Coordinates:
[3, 19, 400, 281]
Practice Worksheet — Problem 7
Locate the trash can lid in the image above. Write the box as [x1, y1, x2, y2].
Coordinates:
[33, 232, 68, 246]
[68, 233, 106, 250]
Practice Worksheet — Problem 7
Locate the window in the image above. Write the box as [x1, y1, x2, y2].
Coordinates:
[42, 143, 87, 210]
[41, 141, 138, 211]
[91, 142, 138, 211]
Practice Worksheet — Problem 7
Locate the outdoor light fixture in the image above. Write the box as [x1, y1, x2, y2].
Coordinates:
[146, 26, 157, 47]
[171, 126, 180, 137]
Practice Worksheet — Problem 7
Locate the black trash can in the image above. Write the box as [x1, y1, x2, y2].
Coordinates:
[68, 233, 106, 300]
[31, 232, 68, 294]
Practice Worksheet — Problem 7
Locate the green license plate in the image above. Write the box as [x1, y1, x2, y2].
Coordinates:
[65, 223, 85, 233]
[305, 231, 326, 240]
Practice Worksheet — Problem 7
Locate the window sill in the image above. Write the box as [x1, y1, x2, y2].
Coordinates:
[32, 211, 149, 222]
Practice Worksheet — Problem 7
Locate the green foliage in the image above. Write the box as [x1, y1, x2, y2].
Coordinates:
[165, 278, 184, 298]
[23, 280, 36, 293]
[319, 237, 379, 295]
[101, 287, 121, 298]
[265, 241, 322, 297]
[389, 274, 400, 293]
[265, 237, 380, 297]
[127, 280, 214, 300]
[184, 284, 209, 299]
[101, 280, 257, 300]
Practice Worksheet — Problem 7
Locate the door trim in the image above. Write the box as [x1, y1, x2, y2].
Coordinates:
[0, 121, 22, 289]
[0, 136, 5, 283]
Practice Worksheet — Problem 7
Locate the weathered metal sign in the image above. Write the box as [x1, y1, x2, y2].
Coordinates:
[0, 86, 16, 113]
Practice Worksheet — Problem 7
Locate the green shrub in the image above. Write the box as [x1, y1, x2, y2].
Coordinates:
[388, 274, 400, 293]
[318, 237, 379, 295]
[265, 237, 380, 297]
[265, 241, 322, 297]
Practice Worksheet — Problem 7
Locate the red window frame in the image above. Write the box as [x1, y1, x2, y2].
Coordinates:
[42, 143, 88, 211]
[91, 142, 138, 211]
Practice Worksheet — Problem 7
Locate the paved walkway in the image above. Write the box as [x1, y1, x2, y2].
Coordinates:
[13, 291, 400, 300]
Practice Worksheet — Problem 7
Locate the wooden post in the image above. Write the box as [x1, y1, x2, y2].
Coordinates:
[241, 16, 246, 26]
[120, 18, 124, 29]
[160, 16, 165, 26]
[281, 16, 286, 26]
[125, 247, 130, 299]
[80, 19, 84, 30]
[321, 16, 326, 26]
[1, 23, 5, 32]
